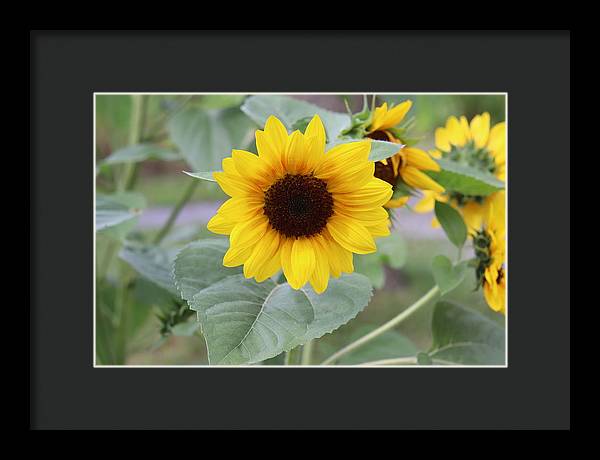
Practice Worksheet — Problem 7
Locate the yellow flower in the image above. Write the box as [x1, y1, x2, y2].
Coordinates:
[366, 101, 444, 208]
[416, 112, 506, 230]
[207, 115, 393, 294]
[473, 191, 506, 314]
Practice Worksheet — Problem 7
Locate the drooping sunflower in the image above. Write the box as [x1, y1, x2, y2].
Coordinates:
[366, 101, 444, 208]
[473, 191, 506, 314]
[415, 112, 506, 230]
[207, 114, 393, 294]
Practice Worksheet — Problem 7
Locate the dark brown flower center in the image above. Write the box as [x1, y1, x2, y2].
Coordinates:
[368, 130, 403, 187]
[374, 161, 398, 187]
[263, 174, 334, 238]
[367, 130, 391, 142]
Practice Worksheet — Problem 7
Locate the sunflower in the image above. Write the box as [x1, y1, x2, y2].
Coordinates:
[473, 191, 506, 314]
[366, 101, 444, 208]
[415, 112, 506, 230]
[207, 114, 393, 294]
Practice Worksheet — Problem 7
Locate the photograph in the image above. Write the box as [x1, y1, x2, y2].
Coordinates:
[94, 93, 507, 367]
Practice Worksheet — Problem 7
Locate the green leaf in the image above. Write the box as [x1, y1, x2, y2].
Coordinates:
[96, 192, 146, 232]
[173, 239, 243, 302]
[190, 272, 372, 365]
[119, 244, 180, 296]
[429, 301, 505, 365]
[168, 107, 254, 171]
[241, 95, 351, 142]
[434, 201, 467, 248]
[183, 171, 218, 182]
[367, 140, 403, 162]
[101, 143, 181, 166]
[431, 255, 467, 295]
[427, 159, 504, 196]
[337, 324, 418, 365]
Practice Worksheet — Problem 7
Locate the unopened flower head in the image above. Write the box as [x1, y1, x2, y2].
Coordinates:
[415, 113, 506, 230]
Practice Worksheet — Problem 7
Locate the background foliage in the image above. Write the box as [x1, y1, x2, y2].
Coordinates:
[95, 94, 506, 365]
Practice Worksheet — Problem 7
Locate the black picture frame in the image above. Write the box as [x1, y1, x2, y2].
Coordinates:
[30, 30, 571, 430]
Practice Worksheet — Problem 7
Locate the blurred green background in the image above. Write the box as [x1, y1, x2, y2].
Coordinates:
[96, 94, 505, 365]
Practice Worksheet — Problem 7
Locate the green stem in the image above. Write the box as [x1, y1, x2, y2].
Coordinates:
[284, 347, 302, 365]
[118, 95, 144, 192]
[354, 356, 456, 366]
[152, 178, 199, 245]
[111, 95, 146, 364]
[320, 285, 440, 365]
[300, 340, 314, 365]
[98, 240, 118, 283]
[284, 350, 293, 365]
[356, 357, 418, 366]
[114, 268, 134, 364]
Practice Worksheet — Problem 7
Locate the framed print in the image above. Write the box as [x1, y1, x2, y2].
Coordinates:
[31, 31, 570, 430]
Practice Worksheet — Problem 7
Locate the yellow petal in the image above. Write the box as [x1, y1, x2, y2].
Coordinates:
[486, 191, 506, 235]
[213, 160, 261, 197]
[435, 127, 451, 152]
[336, 206, 388, 224]
[401, 166, 445, 193]
[213, 172, 250, 198]
[321, 229, 353, 277]
[229, 214, 269, 250]
[308, 237, 330, 294]
[404, 147, 440, 171]
[215, 196, 263, 223]
[290, 237, 316, 289]
[487, 121, 506, 157]
[243, 229, 281, 282]
[460, 202, 484, 231]
[279, 238, 297, 287]
[445, 116, 466, 147]
[364, 219, 391, 237]
[206, 213, 236, 235]
[283, 130, 306, 174]
[459, 116, 472, 142]
[316, 140, 371, 179]
[413, 190, 437, 213]
[381, 100, 412, 129]
[483, 272, 506, 314]
[264, 115, 288, 150]
[470, 112, 490, 149]
[429, 149, 442, 159]
[334, 178, 393, 210]
[255, 130, 284, 176]
[223, 243, 253, 267]
[369, 102, 388, 132]
[495, 165, 506, 182]
[231, 150, 271, 187]
[326, 163, 375, 194]
[384, 196, 409, 208]
[301, 115, 327, 174]
[304, 114, 326, 150]
[327, 215, 376, 254]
